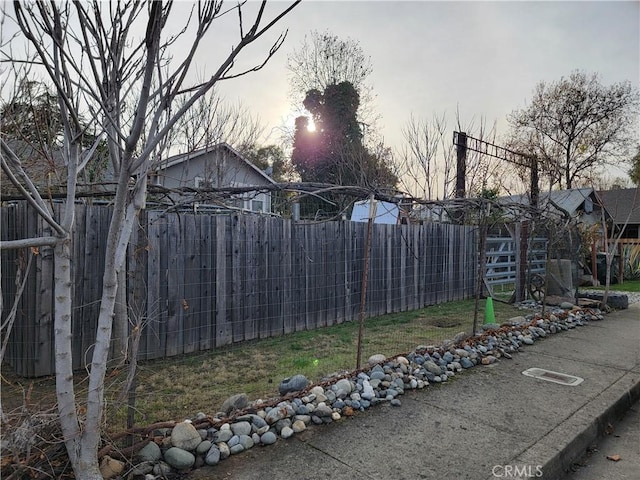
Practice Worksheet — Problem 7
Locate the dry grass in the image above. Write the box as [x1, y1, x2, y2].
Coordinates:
[1, 297, 522, 433]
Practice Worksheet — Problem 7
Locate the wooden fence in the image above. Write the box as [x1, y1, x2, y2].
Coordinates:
[1, 202, 477, 377]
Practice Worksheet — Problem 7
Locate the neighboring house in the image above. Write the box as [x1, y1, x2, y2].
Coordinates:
[152, 143, 276, 214]
[410, 188, 605, 226]
[597, 188, 640, 240]
[498, 187, 605, 226]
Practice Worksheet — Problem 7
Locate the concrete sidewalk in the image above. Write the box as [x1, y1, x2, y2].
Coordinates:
[190, 304, 640, 480]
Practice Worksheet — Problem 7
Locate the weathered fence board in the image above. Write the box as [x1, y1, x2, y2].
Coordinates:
[183, 214, 198, 354]
[150, 211, 168, 358]
[27, 205, 41, 376]
[281, 219, 293, 334]
[199, 215, 214, 351]
[214, 216, 231, 347]
[127, 210, 148, 359]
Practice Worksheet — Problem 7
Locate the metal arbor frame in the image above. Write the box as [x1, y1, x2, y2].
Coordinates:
[453, 131, 542, 302]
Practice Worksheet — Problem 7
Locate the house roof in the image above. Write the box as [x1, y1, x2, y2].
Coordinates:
[597, 188, 640, 225]
[497, 187, 605, 224]
[500, 188, 597, 215]
[501, 187, 595, 215]
[158, 143, 276, 185]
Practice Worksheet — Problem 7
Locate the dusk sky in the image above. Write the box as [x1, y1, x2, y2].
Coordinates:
[209, 0, 640, 154]
[2, 0, 638, 182]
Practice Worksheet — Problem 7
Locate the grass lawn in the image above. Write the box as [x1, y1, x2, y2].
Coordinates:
[1, 297, 522, 432]
[584, 279, 640, 293]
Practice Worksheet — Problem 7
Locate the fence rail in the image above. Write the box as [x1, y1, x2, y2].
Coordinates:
[1, 202, 478, 377]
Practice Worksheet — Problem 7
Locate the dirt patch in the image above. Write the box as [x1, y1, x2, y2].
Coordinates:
[409, 315, 463, 329]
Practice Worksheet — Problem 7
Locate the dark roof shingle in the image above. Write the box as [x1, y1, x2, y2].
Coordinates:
[597, 188, 640, 225]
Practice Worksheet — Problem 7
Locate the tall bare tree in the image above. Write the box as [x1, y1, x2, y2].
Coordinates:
[167, 90, 266, 154]
[0, 1, 299, 478]
[396, 113, 453, 200]
[507, 70, 639, 190]
[397, 109, 503, 200]
[286, 29, 373, 104]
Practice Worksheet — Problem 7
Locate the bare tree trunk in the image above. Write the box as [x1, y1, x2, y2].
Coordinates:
[113, 267, 128, 364]
[53, 237, 86, 470]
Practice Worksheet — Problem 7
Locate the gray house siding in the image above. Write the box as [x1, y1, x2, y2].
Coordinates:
[154, 144, 274, 213]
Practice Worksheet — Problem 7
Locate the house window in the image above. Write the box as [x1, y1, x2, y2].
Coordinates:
[251, 200, 264, 212]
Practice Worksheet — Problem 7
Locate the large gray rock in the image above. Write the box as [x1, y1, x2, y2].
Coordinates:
[333, 378, 353, 395]
[164, 447, 195, 470]
[136, 441, 162, 462]
[171, 421, 202, 451]
[220, 393, 249, 415]
[506, 316, 527, 326]
[265, 405, 288, 424]
[196, 440, 212, 455]
[278, 374, 308, 395]
[261, 430, 277, 445]
[215, 428, 233, 443]
[368, 353, 386, 366]
[205, 445, 221, 465]
[424, 360, 442, 376]
[230, 421, 252, 436]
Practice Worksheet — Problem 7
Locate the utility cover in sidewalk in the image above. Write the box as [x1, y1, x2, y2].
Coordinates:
[522, 368, 584, 386]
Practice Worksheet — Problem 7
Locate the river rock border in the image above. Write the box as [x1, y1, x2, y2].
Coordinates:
[103, 305, 604, 479]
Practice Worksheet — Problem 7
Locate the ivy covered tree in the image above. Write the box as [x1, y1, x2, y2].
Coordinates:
[291, 81, 396, 188]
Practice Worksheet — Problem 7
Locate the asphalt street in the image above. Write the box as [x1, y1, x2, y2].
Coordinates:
[564, 399, 640, 480]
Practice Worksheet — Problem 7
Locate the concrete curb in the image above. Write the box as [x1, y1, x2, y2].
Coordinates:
[514, 369, 640, 479]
